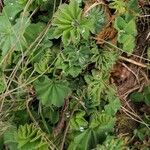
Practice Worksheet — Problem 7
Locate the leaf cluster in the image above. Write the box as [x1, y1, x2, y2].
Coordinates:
[0, 0, 149, 150]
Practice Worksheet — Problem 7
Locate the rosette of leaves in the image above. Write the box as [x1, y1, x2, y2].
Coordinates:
[68, 92, 120, 150]
[52, 0, 94, 45]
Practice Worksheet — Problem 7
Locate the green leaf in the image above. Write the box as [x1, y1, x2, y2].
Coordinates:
[127, 0, 140, 15]
[90, 113, 115, 133]
[0, 16, 30, 56]
[109, 0, 126, 14]
[91, 49, 118, 71]
[130, 85, 150, 105]
[55, 44, 91, 77]
[85, 5, 106, 33]
[118, 33, 135, 54]
[34, 50, 52, 74]
[55, 4, 73, 22]
[4, 126, 18, 150]
[62, 29, 71, 45]
[34, 76, 71, 107]
[85, 70, 108, 102]
[15, 124, 49, 150]
[68, 129, 97, 150]
[124, 19, 137, 36]
[134, 127, 150, 141]
[65, 66, 82, 77]
[104, 88, 121, 116]
[130, 92, 144, 103]
[143, 86, 150, 105]
[52, 0, 94, 45]
[147, 47, 150, 60]
[114, 16, 126, 31]
[3, 2, 23, 21]
[24, 23, 46, 44]
[43, 107, 59, 124]
[70, 110, 88, 130]
[68, 0, 80, 19]
[96, 136, 126, 150]
[0, 77, 6, 93]
[114, 15, 137, 55]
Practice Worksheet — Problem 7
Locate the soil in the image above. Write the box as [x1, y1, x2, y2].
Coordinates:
[111, 2, 150, 146]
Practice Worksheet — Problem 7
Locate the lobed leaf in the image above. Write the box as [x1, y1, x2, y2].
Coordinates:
[34, 76, 71, 107]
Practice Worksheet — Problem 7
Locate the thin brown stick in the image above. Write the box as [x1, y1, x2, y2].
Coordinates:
[119, 56, 147, 68]
[84, 2, 105, 15]
[121, 106, 150, 129]
[26, 98, 58, 150]
[121, 63, 140, 84]
[60, 98, 81, 150]
[53, 98, 69, 137]
[26, 98, 38, 126]
[100, 39, 150, 62]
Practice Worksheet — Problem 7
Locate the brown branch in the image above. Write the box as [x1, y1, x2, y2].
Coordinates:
[60, 97, 82, 150]
[119, 56, 147, 68]
[53, 98, 69, 137]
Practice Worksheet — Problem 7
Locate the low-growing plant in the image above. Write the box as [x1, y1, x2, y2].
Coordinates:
[0, 0, 150, 149]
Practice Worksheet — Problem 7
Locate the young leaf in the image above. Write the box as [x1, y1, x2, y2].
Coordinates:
[104, 87, 121, 116]
[70, 110, 88, 131]
[90, 113, 116, 133]
[118, 33, 135, 54]
[34, 76, 71, 107]
[109, 0, 126, 14]
[84, 70, 108, 102]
